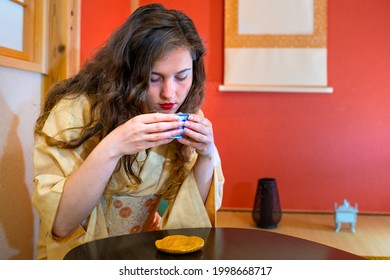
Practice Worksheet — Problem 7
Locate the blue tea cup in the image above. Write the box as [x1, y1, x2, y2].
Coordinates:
[171, 113, 189, 139]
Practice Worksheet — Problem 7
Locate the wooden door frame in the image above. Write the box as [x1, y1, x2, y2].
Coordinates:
[43, 0, 80, 97]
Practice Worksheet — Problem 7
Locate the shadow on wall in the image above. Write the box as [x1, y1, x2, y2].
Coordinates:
[0, 94, 34, 260]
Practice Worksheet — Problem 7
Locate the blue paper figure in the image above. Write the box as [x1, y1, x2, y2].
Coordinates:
[334, 199, 358, 233]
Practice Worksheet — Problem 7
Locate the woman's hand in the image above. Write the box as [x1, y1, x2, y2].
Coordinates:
[105, 113, 185, 158]
[177, 114, 214, 156]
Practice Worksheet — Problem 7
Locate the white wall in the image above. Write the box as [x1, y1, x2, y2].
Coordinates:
[0, 65, 41, 259]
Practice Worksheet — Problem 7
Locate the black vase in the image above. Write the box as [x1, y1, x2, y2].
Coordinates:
[252, 178, 282, 229]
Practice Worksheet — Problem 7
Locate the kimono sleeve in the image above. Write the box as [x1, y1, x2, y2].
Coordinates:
[32, 95, 95, 240]
[161, 144, 224, 229]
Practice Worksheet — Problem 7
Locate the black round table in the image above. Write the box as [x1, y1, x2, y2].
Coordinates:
[63, 227, 364, 260]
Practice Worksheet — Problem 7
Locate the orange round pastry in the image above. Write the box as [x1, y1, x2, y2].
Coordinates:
[155, 235, 204, 254]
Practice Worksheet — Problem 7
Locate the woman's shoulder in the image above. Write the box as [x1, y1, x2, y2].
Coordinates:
[196, 109, 204, 117]
[43, 93, 93, 138]
[53, 93, 92, 119]
[54, 93, 91, 114]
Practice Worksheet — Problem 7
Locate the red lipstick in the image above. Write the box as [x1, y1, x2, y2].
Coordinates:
[160, 103, 175, 110]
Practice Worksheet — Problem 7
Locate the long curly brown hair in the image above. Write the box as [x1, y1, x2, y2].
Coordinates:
[34, 4, 206, 200]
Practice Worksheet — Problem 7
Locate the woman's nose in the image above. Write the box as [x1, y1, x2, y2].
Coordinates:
[160, 79, 176, 99]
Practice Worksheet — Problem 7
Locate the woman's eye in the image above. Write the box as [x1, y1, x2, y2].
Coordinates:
[175, 74, 188, 81]
[150, 76, 161, 83]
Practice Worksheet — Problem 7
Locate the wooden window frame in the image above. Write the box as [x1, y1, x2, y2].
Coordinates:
[0, 0, 48, 73]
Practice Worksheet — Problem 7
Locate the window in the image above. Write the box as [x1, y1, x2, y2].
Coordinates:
[0, 0, 47, 73]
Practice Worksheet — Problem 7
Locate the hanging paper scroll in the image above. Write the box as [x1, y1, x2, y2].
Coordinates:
[219, 0, 333, 93]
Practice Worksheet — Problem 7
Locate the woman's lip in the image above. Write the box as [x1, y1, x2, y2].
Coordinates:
[159, 103, 175, 110]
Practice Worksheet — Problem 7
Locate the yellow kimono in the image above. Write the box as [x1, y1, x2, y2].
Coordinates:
[32, 94, 224, 260]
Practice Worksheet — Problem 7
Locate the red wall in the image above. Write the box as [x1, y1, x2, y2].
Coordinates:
[81, 0, 390, 213]
[80, 0, 131, 63]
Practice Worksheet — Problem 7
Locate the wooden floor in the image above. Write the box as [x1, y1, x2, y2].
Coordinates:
[216, 210, 390, 258]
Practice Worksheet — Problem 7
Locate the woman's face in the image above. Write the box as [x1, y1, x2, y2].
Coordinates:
[145, 46, 193, 113]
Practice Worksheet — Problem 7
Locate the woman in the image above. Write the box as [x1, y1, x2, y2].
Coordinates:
[32, 3, 224, 259]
